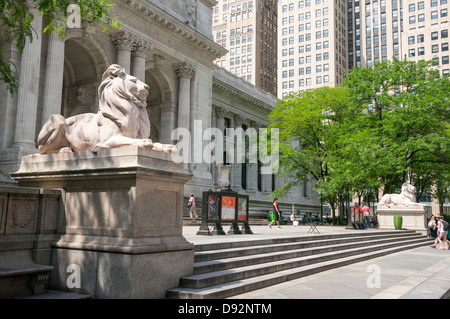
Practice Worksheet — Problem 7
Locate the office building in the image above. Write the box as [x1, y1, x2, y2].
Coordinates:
[212, 0, 279, 95]
[278, 0, 449, 99]
[278, 0, 348, 98]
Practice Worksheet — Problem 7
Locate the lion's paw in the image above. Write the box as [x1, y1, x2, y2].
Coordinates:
[91, 145, 104, 154]
[139, 139, 154, 149]
[59, 147, 73, 153]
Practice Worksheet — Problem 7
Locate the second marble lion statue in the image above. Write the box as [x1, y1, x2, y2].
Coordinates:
[38, 64, 176, 154]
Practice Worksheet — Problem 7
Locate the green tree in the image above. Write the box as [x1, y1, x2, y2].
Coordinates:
[0, 0, 120, 95]
[268, 86, 353, 219]
[342, 58, 450, 196]
[269, 59, 449, 220]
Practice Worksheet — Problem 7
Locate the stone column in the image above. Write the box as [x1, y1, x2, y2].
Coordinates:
[174, 62, 195, 168]
[232, 114, 245, 190]
[174, 62, 196, 131]
[11, 7, 43, 153]
[41, 32, 65, 127]
[215, 106, 227, 164]
[131, 39, 152, 82]
[247, 121, 260, 191]
[160, 103, 177, 144]
[260, 124, 273, 194]
[111, 32, 133, 73]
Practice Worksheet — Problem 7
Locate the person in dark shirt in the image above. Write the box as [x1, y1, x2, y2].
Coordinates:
[268, 197, 282, 229]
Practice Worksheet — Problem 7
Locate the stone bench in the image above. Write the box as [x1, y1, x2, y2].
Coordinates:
[0, 263, 54, 298]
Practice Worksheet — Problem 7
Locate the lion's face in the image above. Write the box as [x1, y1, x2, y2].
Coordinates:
[401, 183, 415, 195]
[123, 74, 149, 106]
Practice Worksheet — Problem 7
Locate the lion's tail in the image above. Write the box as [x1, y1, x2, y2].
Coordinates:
[37, 114, 69, 154]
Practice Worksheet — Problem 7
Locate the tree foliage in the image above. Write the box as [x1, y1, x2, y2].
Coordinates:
[269, 58, 450, 212]
[0, 0, 120, 95]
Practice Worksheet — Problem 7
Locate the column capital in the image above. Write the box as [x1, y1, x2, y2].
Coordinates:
[174, 61, 196, 79]
[215, 106, 227, 118]
[251, 121, 262, 130]
[111, 31, 134, 51]
[132, 38, 153, 58]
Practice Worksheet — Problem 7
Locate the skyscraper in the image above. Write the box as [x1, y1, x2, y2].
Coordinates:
[400, 0, 449, 75]
[277, 0, 449, 99]
[212, 0, 278, 96]
[277, 0, 348, 98]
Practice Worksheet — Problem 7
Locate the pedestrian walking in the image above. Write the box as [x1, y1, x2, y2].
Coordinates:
[188, 194, 198, 220]
[437, 216, 449, 250]
[430, 216, 449, 249]
[268, 197, 282, 229]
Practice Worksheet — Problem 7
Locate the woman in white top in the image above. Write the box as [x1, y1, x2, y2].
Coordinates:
[428, 216, 437, 238]
[437, 216, 449, 250]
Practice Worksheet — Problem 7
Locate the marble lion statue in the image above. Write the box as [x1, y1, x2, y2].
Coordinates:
[38, 64, 176, 154]
[377, 181, 422, 207]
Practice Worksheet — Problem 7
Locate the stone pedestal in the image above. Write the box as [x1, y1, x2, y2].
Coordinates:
[377, 206, 428, 235]
[11, 147, 194, 298]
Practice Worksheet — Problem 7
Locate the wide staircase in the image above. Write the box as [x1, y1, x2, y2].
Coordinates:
[166, 230, 432, 299]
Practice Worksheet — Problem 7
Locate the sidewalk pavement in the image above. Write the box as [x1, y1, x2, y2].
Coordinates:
[183, 224, 450, 299]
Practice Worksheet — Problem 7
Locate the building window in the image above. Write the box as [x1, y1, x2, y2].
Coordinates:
[409, 48, 415, 57]
[443, 56, 450, 64]
[418, 47, 425, 55]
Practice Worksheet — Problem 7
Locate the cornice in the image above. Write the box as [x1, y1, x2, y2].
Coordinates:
[110, 0, 228, 61]
[212, 67, 278, 112]
[200, 0, 218, 9]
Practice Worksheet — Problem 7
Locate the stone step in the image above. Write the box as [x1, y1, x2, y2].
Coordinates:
[166, 231, 432, 299]
[14, 290, 92, 299]
[193, 229, 418, 253]
[179, 237, 429, 289]
[192, 233, 424, 275]
[193, 231, 419, 263]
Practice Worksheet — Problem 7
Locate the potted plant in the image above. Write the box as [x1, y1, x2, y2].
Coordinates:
[394, 215, 403, 230]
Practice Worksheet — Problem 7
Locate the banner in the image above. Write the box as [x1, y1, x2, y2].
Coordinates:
[221, 196, 236, 221]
